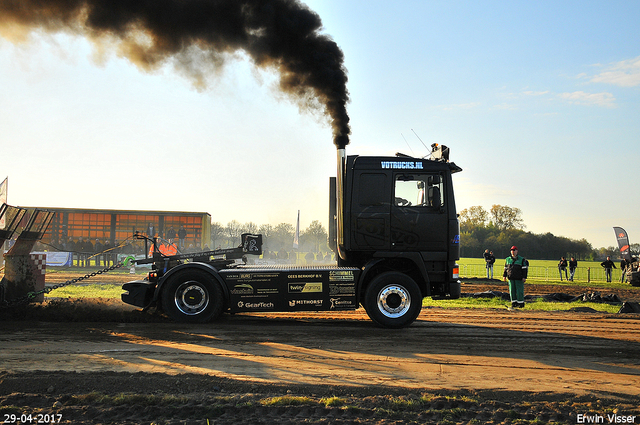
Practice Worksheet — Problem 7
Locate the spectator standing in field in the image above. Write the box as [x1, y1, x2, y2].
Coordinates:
[113, 240, 121, 264]
[83, 238, 94, 267]
[102, 240, 112, 266]
[166, 227, 176, 241]
[503, 246, 528, 309]
[67, 238, 76, 265]
[600, 256, 616, 283]
[569, 257, 578, 281]
[94, 239, 103, 267]
[483, 249, 496, 279]
[558, 256, 568, 281]
[620, 258, 630, 283]
[305, 251, 314, 265]
[178, 226, 187, 250]
[78, 237, 86, 267]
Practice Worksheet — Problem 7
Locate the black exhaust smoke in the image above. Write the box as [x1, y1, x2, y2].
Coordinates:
[0, 0, 350, 148]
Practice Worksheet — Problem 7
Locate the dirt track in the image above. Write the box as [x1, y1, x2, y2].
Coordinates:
[1, 276, 640, 423]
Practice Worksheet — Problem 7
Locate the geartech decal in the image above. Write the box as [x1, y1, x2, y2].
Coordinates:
[237, 301, 274, 309]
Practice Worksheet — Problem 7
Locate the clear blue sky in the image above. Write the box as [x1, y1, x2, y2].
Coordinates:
[1, 0, 639, 250]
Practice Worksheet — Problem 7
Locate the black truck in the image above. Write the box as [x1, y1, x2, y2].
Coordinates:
[122, 144, 462, 328]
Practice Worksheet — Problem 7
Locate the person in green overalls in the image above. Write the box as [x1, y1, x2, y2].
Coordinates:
[503, 246, 528, 308]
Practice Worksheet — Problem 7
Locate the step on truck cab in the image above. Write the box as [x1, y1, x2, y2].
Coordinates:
[122, 144, 462, 328]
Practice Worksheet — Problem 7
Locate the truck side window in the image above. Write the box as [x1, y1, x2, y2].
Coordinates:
[394, 174, 443, 208]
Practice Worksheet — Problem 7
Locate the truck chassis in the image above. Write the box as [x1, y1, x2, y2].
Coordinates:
[123, 233, 424, 328]
[123, 146, 462, 328]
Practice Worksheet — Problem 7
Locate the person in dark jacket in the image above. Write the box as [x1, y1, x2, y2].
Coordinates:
[83, 238, 94, 267]
[483, 249, 496, 279]
[102, 240, 112, 266]
[558, 256, 568, 281]
[569, 257, 578, 281]
[94, 238, 103, 266]
[620, 258, 630, 283]
[178, 226, 187, 250]
[503, 246, 528, 308]
[600, 256, 616, 283]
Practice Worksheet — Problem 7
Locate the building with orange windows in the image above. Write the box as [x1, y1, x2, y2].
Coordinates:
[32, 207, 211, 252]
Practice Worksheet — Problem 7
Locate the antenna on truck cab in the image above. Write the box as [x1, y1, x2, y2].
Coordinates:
[400, 133, 415, 156]
[411, 129, 430, 156]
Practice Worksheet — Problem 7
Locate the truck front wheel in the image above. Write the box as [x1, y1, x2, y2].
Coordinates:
[161, 270, 223, 323]
[364, 272, 422, 328]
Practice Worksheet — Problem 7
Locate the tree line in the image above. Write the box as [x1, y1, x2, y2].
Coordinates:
[210, 220, 329, 255]
[459, 205, 597, 260]
[210, 204, 634, 261]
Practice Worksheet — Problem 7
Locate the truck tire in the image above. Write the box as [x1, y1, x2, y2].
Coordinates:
[364, 272, 422, 328]
[161, 269, 223, 323]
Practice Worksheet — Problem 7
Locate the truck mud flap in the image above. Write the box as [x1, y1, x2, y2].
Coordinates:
[449, 280, 461, 299]
[431, 281, 461, 300]
[122, 280, 156, 308]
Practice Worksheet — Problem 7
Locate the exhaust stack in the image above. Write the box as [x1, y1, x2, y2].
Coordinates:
[336, 148, 347, 261]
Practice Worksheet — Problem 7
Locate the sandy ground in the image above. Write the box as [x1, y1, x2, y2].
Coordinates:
[1, 275, 639, 424]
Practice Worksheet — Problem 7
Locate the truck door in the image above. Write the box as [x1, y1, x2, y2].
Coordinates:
[349, 171, 391, 250]
[390, 172, 447, 251]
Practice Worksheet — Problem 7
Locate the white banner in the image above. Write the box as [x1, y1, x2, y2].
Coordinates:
[32, 251, 73, 267]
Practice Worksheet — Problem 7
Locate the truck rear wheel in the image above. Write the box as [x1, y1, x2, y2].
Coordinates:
[161, 269, 223, 323]
[364, 272, 422, 328]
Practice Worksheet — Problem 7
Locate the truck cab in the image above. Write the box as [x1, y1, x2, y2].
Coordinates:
[330, 146, 462, 326]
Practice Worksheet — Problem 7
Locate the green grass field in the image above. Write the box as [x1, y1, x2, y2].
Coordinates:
[47, 283, 124, 299]
[459, 257, 628, 286]
[422, 296, 621, 314]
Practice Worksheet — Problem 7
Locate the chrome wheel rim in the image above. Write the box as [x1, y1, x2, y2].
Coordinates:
[377, 284, 411, 318]
[175, 281, 209, 315]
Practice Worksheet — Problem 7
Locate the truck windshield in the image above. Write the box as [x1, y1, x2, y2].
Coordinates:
[394, 174, 443, 208]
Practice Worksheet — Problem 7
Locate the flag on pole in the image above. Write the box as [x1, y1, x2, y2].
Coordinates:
[293, 210, 300, 249]
[613, 227, 632, 261]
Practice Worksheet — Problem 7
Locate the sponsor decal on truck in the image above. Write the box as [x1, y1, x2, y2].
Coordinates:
[288, 282, 323, 293]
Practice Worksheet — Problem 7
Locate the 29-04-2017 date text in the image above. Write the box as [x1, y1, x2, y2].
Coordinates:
[3, 413, 62, 424]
